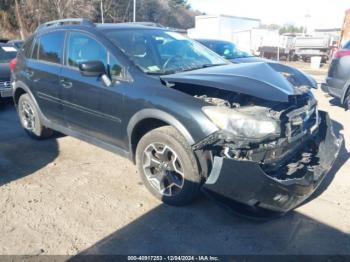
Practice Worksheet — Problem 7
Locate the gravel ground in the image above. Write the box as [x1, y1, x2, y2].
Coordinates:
[0, 65, 349, 255]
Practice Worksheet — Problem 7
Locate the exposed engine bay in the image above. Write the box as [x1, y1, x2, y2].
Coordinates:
[165, 82, 320, 181]
[160, 62, 342, 215]
[160, 63, 320, 173]
[192, 90, 341, 214]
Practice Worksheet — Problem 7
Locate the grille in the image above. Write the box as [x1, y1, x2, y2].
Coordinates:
[285, 99, 319, 142]
[0, 81, 11, 89]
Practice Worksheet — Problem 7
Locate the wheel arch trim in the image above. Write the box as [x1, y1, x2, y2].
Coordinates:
[13, 81, 48, 123]
[127, 108, 196, 153]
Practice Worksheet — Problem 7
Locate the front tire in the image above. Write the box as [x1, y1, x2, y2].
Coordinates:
[136, 126, 202, 206]
[18, 93, 53, 139]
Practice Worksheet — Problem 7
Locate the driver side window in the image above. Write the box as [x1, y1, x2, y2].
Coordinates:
[67, 32, 123, 79]
[67, 32, 107, 69]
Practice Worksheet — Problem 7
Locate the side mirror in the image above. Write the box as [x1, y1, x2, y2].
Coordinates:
[79, 61, 106, 77]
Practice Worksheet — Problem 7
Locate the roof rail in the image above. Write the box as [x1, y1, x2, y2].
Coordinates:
[35, 18, 94, 32]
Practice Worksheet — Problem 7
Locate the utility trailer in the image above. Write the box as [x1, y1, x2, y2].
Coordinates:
[293, 36, 332, 62]
[232, 29, 295, 61]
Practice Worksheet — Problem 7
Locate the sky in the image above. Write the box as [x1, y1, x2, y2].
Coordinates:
[188, 0, 349, 29]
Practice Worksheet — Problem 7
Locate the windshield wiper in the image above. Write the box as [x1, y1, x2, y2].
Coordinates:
[145, 63, 227, 75]
[182, 63, 227, 72]
[145, 71, 164, 75]
[202, 63, 227, 68]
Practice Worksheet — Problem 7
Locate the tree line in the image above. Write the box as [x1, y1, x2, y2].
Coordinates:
[0, 0, 201, 39]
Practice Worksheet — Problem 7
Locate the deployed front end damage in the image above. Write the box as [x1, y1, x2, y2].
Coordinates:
[199, 111, 342, 215]
[161, 63, 342, 216]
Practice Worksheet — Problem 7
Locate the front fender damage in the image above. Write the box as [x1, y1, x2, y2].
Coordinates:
[199, 111, 343, 216]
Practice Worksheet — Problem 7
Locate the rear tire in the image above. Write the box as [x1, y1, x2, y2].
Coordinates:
[136, 126, 202, 206]
[18, 94, 53, 139]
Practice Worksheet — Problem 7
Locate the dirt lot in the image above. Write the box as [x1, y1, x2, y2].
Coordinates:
[0, 65, 349, 255]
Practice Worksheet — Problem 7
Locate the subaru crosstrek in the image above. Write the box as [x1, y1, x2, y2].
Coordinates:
[11, 19, 343, 217]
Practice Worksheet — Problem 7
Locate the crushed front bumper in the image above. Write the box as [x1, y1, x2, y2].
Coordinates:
[202, 111, 343, 214]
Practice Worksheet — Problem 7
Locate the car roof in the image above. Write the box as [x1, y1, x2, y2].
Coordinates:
[96, 23, 167, 31]
[36, 22, 167, 35]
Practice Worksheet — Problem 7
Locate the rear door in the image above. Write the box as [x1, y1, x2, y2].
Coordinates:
[60, 31, 126, 147]
[27, 31, 66, 124]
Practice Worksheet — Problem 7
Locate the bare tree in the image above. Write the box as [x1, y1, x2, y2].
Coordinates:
[46, 0, 97, 19]
[1, 0, 201, 39]
[14, 0, 26, 39]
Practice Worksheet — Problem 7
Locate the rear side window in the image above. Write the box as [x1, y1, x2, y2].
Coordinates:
[36, 31, 65, 64]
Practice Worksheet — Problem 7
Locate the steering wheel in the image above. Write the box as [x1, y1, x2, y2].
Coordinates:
[162, 55, 183, 71]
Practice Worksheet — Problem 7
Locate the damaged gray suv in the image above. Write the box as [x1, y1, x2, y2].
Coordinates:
[12, 19, 343, 217]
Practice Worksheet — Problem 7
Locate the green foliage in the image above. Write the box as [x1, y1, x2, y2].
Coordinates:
[279, 24, 304, 35]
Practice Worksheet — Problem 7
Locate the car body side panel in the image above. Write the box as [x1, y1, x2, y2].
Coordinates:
[24, 60, 64, 125]
[60, 67, 126, 147]
[326, 76, 346, 99]
[121, 75, 219, 150]
[326, 56, 350, 102]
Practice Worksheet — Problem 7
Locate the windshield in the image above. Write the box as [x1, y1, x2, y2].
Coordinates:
[0, 46, 17, 63]
[104, 29, 227, 75]
[201, 41, 253, 60]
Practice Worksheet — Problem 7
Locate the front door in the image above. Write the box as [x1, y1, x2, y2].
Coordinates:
[60, 31, 127, 147]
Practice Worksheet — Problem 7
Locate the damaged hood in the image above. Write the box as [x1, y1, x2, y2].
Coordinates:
[267, 61, 317, 89]
[233, 58, 317, 89]
[161, 63, 316, 103]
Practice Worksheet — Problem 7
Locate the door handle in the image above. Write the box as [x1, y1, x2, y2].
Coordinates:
[60, 79, 73, 89]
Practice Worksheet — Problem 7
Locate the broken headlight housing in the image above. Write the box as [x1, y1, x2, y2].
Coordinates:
[202, 106, 280, 141]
